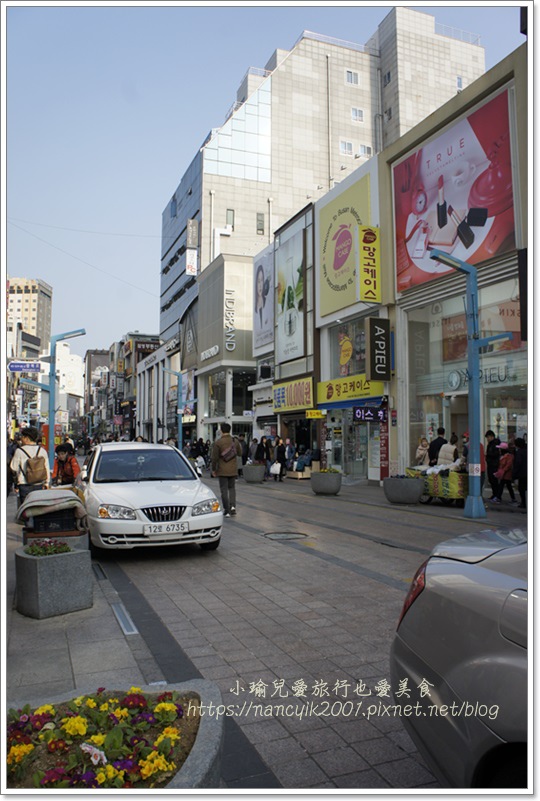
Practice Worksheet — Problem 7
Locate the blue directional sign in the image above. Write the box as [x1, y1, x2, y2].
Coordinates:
[8, 361, 41, 373]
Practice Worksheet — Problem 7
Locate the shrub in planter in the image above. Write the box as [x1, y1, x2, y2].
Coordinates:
[383, 476, 424, 504]
[6, 681, 223, 790]
[243, 463, 266, 483]
[15, 539, 93, 619]
[310, 469, 342, 496]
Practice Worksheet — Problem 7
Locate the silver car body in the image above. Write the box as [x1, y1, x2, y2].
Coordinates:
[80, 443, 223, 549]
[390, 528, 527, 788]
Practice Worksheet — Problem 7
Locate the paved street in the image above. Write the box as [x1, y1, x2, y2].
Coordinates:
[6, 476, 526, 790]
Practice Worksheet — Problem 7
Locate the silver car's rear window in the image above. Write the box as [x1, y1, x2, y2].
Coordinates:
[93, 449, 196, 483]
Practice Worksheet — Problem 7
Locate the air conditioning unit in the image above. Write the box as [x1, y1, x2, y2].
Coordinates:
[260, 365, 272, 379]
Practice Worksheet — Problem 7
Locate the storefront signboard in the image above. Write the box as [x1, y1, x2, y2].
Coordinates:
[365, 317, 392, 382]
[275, 225, 304, 363]
[306, 410, 325, 419]
[393, 89, 515, 292]
[186, 248, 198, 276]
[317, 375, 385, 405]
[253, 243, 275, 356]
[358, 226, 381, 303]
[318, 174, 371, 316]
[273, 377, 313, 413]
[353, 407, 388, 422]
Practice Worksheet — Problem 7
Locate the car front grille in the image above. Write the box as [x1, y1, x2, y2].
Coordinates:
[142, 505, 186, 522]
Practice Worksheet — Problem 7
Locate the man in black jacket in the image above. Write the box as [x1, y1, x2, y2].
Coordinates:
[428, 427, 447, 466]
[485, 430, 501, 499]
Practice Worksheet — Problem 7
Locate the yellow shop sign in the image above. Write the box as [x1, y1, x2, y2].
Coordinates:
[273, 378, 313, 412]
[317, 374, 385, 405]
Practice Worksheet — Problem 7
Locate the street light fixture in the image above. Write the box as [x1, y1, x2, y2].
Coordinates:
[429, 250, 511, 519]
[47, 329, 86, 468]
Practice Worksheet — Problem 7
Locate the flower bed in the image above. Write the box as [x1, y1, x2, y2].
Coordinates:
[7, 686, 201, 790]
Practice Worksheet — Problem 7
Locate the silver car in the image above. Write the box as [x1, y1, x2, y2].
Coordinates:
[390, 528, 528, 789]
[79, 443, 222, 551]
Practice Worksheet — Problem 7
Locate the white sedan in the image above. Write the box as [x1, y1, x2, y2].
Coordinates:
[79, 442, 222, 551]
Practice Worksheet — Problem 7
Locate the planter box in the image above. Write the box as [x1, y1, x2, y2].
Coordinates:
[15, 547, 93, 619]
[7, 680, 224, 789]
[243, 464, 266, 483]
[383, 477, 424, 504]
[310, 471, 342, 495]
[22, 528, 89, 550]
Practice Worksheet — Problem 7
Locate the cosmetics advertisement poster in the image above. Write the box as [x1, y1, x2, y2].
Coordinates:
[392, 89, 515, 292]
[442, 297, 522, 362]
[275, 223, 304, 363]
[253, 243, 275, 357]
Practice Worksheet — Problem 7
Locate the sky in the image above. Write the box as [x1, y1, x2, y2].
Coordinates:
[2, 1, 528, 359]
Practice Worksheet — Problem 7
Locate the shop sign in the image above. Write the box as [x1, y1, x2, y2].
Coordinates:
[446, 364, 515, 389]
[117, 359, 124, 374]
[365, 318, 391, 382]
[358, 226, 381, 303]
[182, 414, 196, 423]
[186, 248, 198, 276]
[224, 290, 236, 351]
[165, 336, 180, 352]
[273, 377, 313, 412]
[317, 375, 385, 405]
[306, 410, 325, 419]
[201, 345, 219, 361]
[187, 219, 199, 249]
[353, 407, 388, 422]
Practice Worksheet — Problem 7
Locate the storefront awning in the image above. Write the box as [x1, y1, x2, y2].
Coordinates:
[256, 415, 278, 424]
[318, 396, 384, 411]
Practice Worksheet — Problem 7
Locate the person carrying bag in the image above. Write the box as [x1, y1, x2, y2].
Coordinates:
[10, 426, 51, 506]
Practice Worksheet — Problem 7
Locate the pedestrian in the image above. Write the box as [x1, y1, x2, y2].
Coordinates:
[485, 430, 501, 499]
[415, 436, 430, 466]
[265, 436, 274, 478]
[238, 434, 249, 466]
[211, 422, 242, 517]
[285, 438, 296, 470]
[274, 437, 287, 482]
[491, 442, 517, 504]
[461, 431, 469, 462]
[63, 433, 75, 450]
[437, 433, 459, 466]
[249, 437, 258, 462]
[10, 426, 51, 507]
[51, 443, 81, 486]
[512, 438, 527, 509]
[6, 436, 17, 496]
[428, 427, 447, 466]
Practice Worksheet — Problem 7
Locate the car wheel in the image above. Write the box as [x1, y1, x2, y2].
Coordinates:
[418, 494, 433, 504]
[474, 745, 527, 788]
[200, 539, 220, 551]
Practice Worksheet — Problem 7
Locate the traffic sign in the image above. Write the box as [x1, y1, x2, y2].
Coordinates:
[8, 361, 41, 373]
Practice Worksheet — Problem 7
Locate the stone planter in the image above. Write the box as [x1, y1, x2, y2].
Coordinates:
[243, 463, 266, 483]
[383, 477, 424, 504]
[15, 547, 93, 619]
[7, 680, 224, 789]
[310, 471, 342, 495]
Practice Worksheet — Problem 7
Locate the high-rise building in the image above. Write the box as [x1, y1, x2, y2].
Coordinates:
[159, 8, 485, 342]
[7, 277, 53, 353]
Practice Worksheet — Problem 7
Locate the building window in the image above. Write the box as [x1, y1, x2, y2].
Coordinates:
[383, 71, 391, 87]
[226, 209, 235, 230]
[351, 107, 364, 123]
[256, 212, 265, 235]
[340, 140, 354, 156]
[346, 70, 359, 85]
[170, 196, 177, 218]
[456, 76, 463, 91]
[358, 144, 372, 157]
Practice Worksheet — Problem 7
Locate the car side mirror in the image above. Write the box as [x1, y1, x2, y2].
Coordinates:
[80, 467, 88, 482]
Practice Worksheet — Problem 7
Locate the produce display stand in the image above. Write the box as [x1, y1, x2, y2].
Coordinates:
[405, 467, 468, 506]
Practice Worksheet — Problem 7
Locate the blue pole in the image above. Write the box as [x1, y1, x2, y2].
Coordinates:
[48, 337, 57, 470]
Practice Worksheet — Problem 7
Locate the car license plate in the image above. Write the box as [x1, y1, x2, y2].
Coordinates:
[143, 522, 189, 535]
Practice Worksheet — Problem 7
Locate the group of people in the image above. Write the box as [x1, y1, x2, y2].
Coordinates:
[415, 427, 527, 508]
[7, 427, 81, 506]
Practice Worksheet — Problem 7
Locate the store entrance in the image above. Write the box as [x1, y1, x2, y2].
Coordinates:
[325, 411, 369, 480]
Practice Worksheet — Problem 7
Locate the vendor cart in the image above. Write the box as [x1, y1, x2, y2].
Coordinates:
[405, 467, 468, 506]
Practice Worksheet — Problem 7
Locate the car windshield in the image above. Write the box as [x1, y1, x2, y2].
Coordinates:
[93, 449, 196, 483]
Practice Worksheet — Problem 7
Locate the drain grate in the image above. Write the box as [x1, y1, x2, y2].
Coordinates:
[264, 531, 308, 541]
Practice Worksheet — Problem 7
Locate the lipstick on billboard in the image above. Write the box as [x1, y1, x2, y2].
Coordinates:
[437, 175, 447, 228]
[448, 205, 475, 249]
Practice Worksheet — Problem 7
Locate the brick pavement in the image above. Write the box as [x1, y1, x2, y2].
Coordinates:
[5, 478, 526, 789]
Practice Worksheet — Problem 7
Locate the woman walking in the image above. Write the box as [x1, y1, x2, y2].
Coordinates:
[274, 437, 287, 482]
[491, 442, 517, 504]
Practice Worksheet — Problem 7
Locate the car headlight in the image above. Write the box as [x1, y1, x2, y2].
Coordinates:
[192, 498, 221, 516]
[97, 504, 136, 520]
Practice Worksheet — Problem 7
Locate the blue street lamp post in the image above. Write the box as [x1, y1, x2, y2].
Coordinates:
[429, 250, 512, 519]
[47, 329, 86, 469]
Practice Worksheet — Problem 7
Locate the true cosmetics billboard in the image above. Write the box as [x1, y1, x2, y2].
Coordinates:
[252, 243, 275, 357]
[275, 218, 305, 364]
[393, 88, 516, 292]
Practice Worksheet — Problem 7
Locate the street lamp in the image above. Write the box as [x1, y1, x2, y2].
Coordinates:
[47, 329, 86, 468]
[429, 250, 511, 519]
